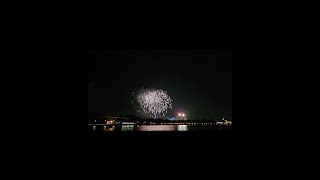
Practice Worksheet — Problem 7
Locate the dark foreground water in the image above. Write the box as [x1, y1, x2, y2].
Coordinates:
[87, 125, 232, 148]
[88, 124, 231, 131]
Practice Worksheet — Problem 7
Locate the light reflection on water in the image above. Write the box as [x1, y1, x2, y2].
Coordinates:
[136, 125, 176, 131]
[122, 125, 135, 131]
[90, 124, 231, 131]
[104, 125, 115, 131]
[177, 125, 188, 131]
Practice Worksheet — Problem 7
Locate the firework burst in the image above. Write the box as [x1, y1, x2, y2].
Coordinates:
[135, 88, 173, 118]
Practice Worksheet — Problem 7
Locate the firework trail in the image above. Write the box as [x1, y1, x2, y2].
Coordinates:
[135, 88, 173, 118]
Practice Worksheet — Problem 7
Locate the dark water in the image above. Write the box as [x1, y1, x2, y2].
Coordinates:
[89, 124, 231, 131]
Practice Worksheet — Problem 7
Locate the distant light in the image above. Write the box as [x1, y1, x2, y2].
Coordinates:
[178, 113, 181, 116]
[182, 114, 185, 117]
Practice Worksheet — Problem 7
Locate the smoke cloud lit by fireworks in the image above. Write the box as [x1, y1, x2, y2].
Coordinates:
[135, 88, 173, 118]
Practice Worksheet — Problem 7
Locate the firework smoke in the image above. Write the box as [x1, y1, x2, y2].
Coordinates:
[135, 88, 173, 118]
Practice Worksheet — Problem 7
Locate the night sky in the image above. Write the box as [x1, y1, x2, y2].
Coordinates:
[88, 49, 232, 120]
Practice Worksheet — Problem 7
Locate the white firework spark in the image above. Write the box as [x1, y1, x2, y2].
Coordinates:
[136, 88, 173, 118]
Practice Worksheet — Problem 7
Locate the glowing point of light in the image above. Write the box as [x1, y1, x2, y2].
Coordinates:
[178, 113, 181, 116]
[182, 114, 185, 117]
